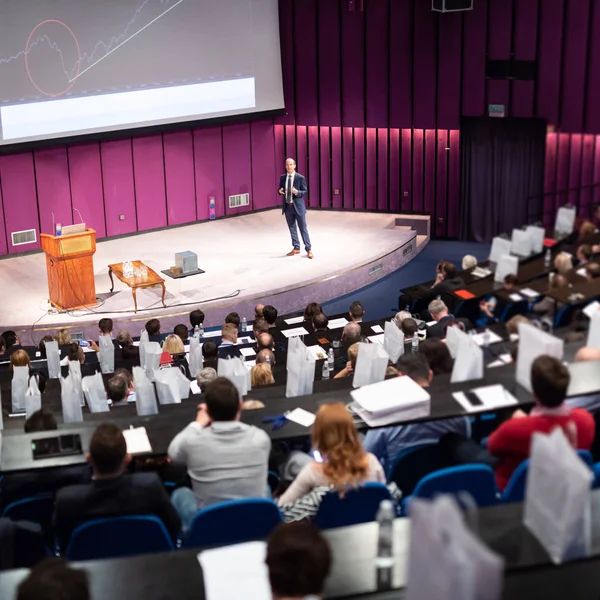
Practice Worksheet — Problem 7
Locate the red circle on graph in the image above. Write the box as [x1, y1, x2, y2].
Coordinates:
[25, 20, 81, 97]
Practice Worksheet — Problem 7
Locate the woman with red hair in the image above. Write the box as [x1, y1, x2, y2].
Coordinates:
[278, 403, 385, 505]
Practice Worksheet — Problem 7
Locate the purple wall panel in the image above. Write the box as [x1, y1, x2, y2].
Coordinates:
[580, 134, 595, 211]
[132, 135, 167, 232]
[319, 128, 331, 208]
[556, 134, 571, 209]
[67, 143, 106, 238]
[413, 3, 437, 129]
[437, 13, 462, 129]
[0, 154, 40, 253]
[401, 129, 412, 211]
[307, 127, 319, 208]
[423, 130, 436, 216]
[331, 127, 342, 210]
[317, 0, 341, 126]
[296, 126, 307, 175]
[275, 0, 295, 125]
[366, 129, 377, 211]
[193, 127, 224, 220]
[377, 129, 389, 212]
[487, 81, 510, 113]
[365, 0, 389, 128]
[163, 131, 197, 225]
[487, 0, 513, 112]
[34, 148, 72, 236]
[342, 128, 354, 210]
[250, 120, 278, 210]
[389, 0, 413, 128]
[512, 0, 538, 117]
[561, 0, 591, 132]
[222, 123, 253, 216]
[412, 130, 424, 212]
[354, 129, 365, 210]
[341, 7, 365, 127]
[274, 125, 285, 174]
[585, 0, 600, 133]
[435, 130, 448, 237]
[462, 1, 487, 117]
[594, 136, 600, 207]
[543, 133, 558, 223]
[536, 0, 565, 126]
[100, 140, 137, 237]
[512, 82, 535, 118]
[292, 0, 318, 125]
[389, 129, 400, 213]
[0, 180, 6, 256]
[447, 131, 460, 237]
[285, 125, 296, 163]
[568, 135, 583, 207]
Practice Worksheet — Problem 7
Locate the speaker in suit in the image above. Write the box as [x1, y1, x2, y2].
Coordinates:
[278, 158, 313, 258]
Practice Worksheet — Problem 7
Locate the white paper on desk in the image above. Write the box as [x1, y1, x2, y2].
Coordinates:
[306, 345, 327, 361]
[453, 384, 518, 413]
[471, 330, 503, 347]
[384, 320, 405, 363]
[45, 340, 61, 379]
[511, 228, 533, 257]
[82, 372, 110, 413]
[516, 323, 564, 392]
[509, 333, 519, 342]
[489, 236, 513, 264]
[218, 357, 251, 397]
[281, 326, 309, 338]
[123, 427, 153, 454]
[98, 336, 114, 374]
[352, 342, 389, 388]
[368, 334, 385, 346]
[284, 315, 305, 325]
[237, 336, 253, 345]
[198, 541, 271, 600]
[451, 335, 483, 383]
[371, 324, 384, 334]
[487, 354, 513, 369]
[526, 225, 546, 254]
[286, 407, 316, 427]
[555, 205, 576, 235]
[11, 366, 28, 414]
[577, 268, 588, 278]
[328, 317, 350, 329]
[524, 428, 593, 565]
[586, 311, 600, 351]
[239, 347, 256, 358]
[202, 329, 222, 338]
[494, 254, 518, 283]
[472, 266, 492, 279]
[583, 300, 600, 319]
[520, 287, 539, 299]
[133, 366, 159, 416]
[509, 293, 524, 302]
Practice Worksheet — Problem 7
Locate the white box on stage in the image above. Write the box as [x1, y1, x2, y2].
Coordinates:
[175, 251, 198, 274]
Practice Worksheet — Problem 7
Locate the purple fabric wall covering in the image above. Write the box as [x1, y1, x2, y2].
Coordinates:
[101, 140, 137, 237]
[437, 12, 462, 129]
[543, 133, 558, 224]
[366, 128, 377, 210]
[388, 129, 400, 212]
[307, 126, 319, 208]
[580, 134, 595, 212]
[556, 134, 571, 209]
[132, 135, 167, 231]
[285, 125, 296, 165]
[568, 134, 583, 207]
[461, 0, 487, 117]
[536, 0, 565, 126]
[275, 0, 295, 126]
[365, 0, 389, 129]
[317, 0, 341, 126]
[413, 2, 437, 129]
[222, 123, 253, 216]
[512, 0, 538, 117]
[34, 148, 73, 236]
[377, 129, 389, 212]
[342, 127, 354, 210]
[585, 0, 600, 133]
[340, 6, 365, 127]
[447, 131, 460, 238]
[319, 128, 331, 208]
[594, 136, 600, 207]
[163, 131, 197, 224]
[424, 130, 436, 216]
[354, 129, 365, 210]
[0, 179, 6, 256]
[561, 0, 591, 133]
[412, 130, 424, 212]
[388, 0, 413, 128]
[512, 82, 536, 119]
[68, 143, 107, 238]
[436, 130, 448, 237]
[293, 0, 318, 125]
[193, 127, 224, 220]
[486, 0, 513, 111]
[331, 127, 343, 210]
[250, 119, 278, 210]
[401, 130, 412, 212]
[295, 126, 308, 179]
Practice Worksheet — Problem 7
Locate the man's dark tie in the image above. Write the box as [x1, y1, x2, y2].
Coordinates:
[286, 175, 292, 203]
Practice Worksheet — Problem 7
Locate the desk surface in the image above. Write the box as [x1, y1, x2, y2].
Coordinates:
[108, 260, 164, 288]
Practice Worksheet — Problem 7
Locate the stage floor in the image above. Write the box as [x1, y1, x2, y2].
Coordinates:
[2, 209, 427, 341]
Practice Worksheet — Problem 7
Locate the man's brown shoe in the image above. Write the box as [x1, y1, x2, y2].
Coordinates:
[307, 251, 314, 259]
[287, 249, 300, 256]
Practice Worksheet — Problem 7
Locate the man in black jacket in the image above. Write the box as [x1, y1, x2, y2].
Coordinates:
[53, 423, 180, 551]
[425, 299, 471, 339]
[413, 261, 465, 315]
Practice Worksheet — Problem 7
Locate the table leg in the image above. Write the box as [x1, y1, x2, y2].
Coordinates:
[108, 267, 115, 292]
[160, 283, 166, 308]
[132, 288, 138, 314]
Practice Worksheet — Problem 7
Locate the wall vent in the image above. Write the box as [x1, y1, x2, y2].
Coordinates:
[229, 193, 249, 208]
[11, 229, 37, 246]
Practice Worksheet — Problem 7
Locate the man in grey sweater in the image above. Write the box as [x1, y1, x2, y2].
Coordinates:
[168, 377, 271, 529]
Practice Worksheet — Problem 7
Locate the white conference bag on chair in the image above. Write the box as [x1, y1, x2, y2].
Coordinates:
[188, 335, 203, 379]
[383, 321, 405, 363]
[139, 329, 149, 370]
[524, 428, 593, 565]
[154, 367, 190, 404]
[25, 375, 42, 418]
[45, 340, 61, 379]
[494, 255, 518, 283]
[133, 366, 159, 416]
[219, 356, 252, 397]
[11, 366, 29, 413]
[68, 360, 84, 406]
[142, 341, 162, 382]
[98, 336, 115, 374]
[59, 374, 83, 423]
[451, 334, 484, 384]
[285, 336, 316, 398]
[352, 342, 389, 388]
[82, 372, 110, 413]
[406, 495, 504, 600]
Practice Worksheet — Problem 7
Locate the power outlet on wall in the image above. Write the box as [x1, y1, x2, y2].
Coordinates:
[119, 214, 125, 221]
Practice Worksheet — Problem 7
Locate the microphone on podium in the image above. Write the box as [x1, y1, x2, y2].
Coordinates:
[73, 207, 84, 224]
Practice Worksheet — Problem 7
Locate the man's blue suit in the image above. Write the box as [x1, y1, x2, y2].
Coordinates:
[279, 171, 312, 252]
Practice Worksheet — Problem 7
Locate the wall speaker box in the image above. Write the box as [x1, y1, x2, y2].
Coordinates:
[175, 251, 198, 274]
[432, 0, 474, 12]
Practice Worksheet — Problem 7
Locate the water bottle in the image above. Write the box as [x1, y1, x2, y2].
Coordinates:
[56, 223, 62, 236]
[375, 499, 395, 590]
[321, 360, 329, 380]
[327, 348, 334, 371]
[242, 317, 247, 332]
[544, 248, 551, 268]
[194, 324, 200, 338]
[198, 323, 204, 338]
[482, 329, 491, 347]
[411, 332, 419, 353]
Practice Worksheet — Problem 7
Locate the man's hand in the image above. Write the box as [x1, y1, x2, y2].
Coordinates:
[278, 187, 284, 195]
[195, 403, 212, 427]
[433, 273, 445, 286]
[292, 186, 298, 195]
[88, 340, 100, 352]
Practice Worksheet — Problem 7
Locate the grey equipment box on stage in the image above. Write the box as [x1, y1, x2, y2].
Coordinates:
[175, 251, 198, 274]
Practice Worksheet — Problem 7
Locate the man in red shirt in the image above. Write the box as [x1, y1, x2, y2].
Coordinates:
[488, 355, 595, 491]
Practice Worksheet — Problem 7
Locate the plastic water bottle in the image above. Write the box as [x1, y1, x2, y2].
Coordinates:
[198, 323, 204, 338]
[56, 223, 62, 236]
[242, 317, 247, 332]
[544, 248, 552, 268]
[327, 348, 334, 371]
[194, 324, 200, 338]
[321, 360, 330, 380]
[482, 329, 491, 347]
[375, 499, 395, 590]
[411, 332, 419, 353]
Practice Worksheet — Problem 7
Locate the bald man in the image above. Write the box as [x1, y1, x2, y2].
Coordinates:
[567, 346, 600, 414]
[575, 346, 600, 362]
[278, 158, 313, 259]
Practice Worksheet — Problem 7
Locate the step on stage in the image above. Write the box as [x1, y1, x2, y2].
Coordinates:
[2, 209, 430, 343]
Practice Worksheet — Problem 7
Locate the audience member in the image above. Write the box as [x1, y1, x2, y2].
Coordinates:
[106, 375, 130, 404]
[2, 330, 29, 356]
[263, 305, 278, 326]
[575, 346, 600, 362]
[400, 318, 419, 338]
[38, 335, 55, 359]
[0, 335, 5, 360]
[225, 312, 241, 328]
[67, 342, 85, 364]
[218, 323, 242, 359]
[24, 408, 57, 432]
[163, 334, 185, 356]
[254, 304, 265, 319]
[349, 301, 365, 323]
[168, 378, 271, 528]
[418, 338, 454, 375]
[266, 522, 331, 600]
[251, 362, 275, 386]
[53, 423, 181, 549]
[253, 318, 270, 338]
[532, 274, 568, 318]
[579, 219, 596, 242]
[426, 299, 462, 339]
[191, 367, 218, 395]
[189, 309, 205, 334]
[55, 328, 72, 345]
[145, 318, 162, 342]
[505, 314, 530, 335]
[256, 349, 276, 365]
[312, 312, 329, 332]
[303, 302, 322, 322]
[586, 262, 600, 280]
[174, 324, 189, 344]
[17, 558, 90, 600]
[202, 339, 219, 369]
[415, 261, 464, 311]
[461, 254, 477, 270]
[11, 349, 46, 393]
[116, 330, 139, 360]
[257, 332, 275, 351]
[568, 347, 600, 413]
[488, 355, 595, 490]
[503, 274, 519, 292]
[333, 343, 359, 379]
[554, 252, 573, 275]
[577, 244, 593, 266]
[341, 322, 362, 346]
[392, 310, 412, 330]
[98, 318, 113, 337]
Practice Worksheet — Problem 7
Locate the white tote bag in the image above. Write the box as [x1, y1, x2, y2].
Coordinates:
[285, 337, 316, 398]
[11, 366, 29, 414]
[352, 342, 389, 388]
[25, 375, 42, 418]
[98, 336, 115, 374]
[133, 366, 159, 416]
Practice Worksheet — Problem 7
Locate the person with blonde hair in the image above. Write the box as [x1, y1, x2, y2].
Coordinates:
[11, 349, 46, 392]
[251, 362, 275, 387]
[55, 328, 71, 345]
[553, 252, 573, 275]
[278, 403, 385, 504]
[161, 334, 191, 379]
[163, 334, 185, 356]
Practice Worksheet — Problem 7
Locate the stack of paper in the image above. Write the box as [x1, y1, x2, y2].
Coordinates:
[452, 384, 518, 414]
[281, 327, 309, 338]
[520, 288, 539, 299]
[123, 427, 152, 454]
[472, 266, 492, 279]
[471, 330, 503, 347]
[284, 316, 304, 325]
[328, 317, 350, 329]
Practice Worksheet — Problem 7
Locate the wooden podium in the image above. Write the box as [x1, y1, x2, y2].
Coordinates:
[40, 228, 98, 310]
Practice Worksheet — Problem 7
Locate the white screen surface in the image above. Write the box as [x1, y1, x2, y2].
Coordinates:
[0, 0, 284, 145]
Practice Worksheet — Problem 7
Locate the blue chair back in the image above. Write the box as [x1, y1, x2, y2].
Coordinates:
[2, 494, 54, 548]
[386, 443, 437, 480]
[313, 483, 392, 530]
[66, 515, 175, 560]
[184, 498, 282, 549]
[409, 464, 499, 508]
[500, 300, 528, 322]
[593, 462, 600, 489]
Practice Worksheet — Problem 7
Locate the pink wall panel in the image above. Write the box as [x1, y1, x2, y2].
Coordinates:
[331, 127, 342, 210]
[423, 130, 436, 216]
[365, 0, 389, 128]
[400, 129, 412, 211]
[0, 181, 6, 256]
[435, 130, 448, 237]
[543, 133, 559, 223]
[193, 127, 225, 220]
[377, 129, 389, 212]
[34, 148, 73, 236]
[389, 0, 413, 128]
[67, 143, 106, 238]
[317, 0, 341, 126]
[319, 128, 331, 208]
[413, 3, 437, 129]
[447, 131, 460, 238]
[293, 0, 318, 125]
[222, 123, 253, 216]
[353, 129, 365, 210]
[163, 131, 197, 225]
[568, 135, 583, 207]
[437, 12, 462, 129]
[132, 135, 167, 232]
[342, 128, 354, 210]
[285, 125, 296, 163]
[556, 134, 571, 209]
[412, 130, 424, 212]
[388, 129, 400, 213]
[307, 126, 320, 209]
[585, 0, 600, 133]
[275, 0, 295, 126]
[0, 154, 40, 253]
[365, 128, 377, 211]
[461, 1, 487, 117]
[100, 140, 137, 237]
[579, 134, 595, 212]
[250, 120, 278, 210]
[295, 126, 308, 186]
[594, 136, 600, 207]
[341, 7, 365, 127]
